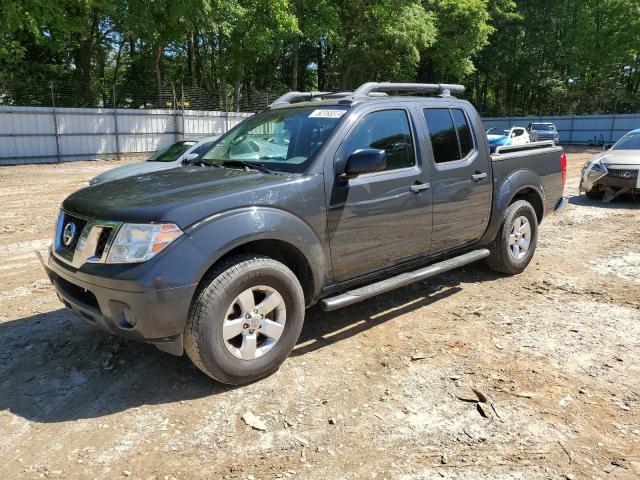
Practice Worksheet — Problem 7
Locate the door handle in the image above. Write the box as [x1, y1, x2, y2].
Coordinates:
[472, 172, 488, 181]
[410, 182, 431, 193]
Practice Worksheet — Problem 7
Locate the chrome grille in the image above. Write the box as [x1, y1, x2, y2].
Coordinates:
[54, 211, 121, 267]
[58, 213, 87, 255]
[94, 227, 113, 258]
[607, 168, 639, 179]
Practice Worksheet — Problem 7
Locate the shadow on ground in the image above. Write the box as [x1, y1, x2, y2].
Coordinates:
[0, 264, 499, 424]
[568, 193, 640, 208]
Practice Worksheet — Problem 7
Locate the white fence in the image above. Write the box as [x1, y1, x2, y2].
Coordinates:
[483, 114, 640, 145]
[3, 107, 640, 166]
[0, 106, 252, 165]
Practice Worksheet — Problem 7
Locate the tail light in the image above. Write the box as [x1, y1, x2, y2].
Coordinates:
[560, 152, 567, 185]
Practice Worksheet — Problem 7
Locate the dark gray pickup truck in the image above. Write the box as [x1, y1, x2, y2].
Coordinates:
[41, 82, 567, 384]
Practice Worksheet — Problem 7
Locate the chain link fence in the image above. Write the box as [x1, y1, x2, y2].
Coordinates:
[0, 78, 289, 165]
[0, 79, 286, 112]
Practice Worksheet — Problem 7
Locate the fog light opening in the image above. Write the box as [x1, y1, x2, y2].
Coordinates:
[115, 307, 137, 330]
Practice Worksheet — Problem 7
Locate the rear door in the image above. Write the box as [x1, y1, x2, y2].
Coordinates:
[326, 106, 433, 281]
[420, 104, 492, 253]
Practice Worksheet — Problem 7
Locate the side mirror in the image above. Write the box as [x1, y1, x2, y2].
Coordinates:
[182, 152, 200, 165]
[603, 143, 613, 151]
[341, 149, 386, 179]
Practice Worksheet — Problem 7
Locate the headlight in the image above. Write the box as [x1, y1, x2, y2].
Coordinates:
[107, 223, 182, 263]
[591, 162, 606, 172]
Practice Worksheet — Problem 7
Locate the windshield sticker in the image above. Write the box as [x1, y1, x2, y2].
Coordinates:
[309, 109, 346, 119]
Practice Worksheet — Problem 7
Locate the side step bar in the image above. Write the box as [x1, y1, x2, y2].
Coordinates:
[319, 249, 490, 311]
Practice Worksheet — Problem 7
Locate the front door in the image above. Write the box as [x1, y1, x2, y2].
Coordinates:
[421, 105, 492, 252]
[327, 107, 433, 281]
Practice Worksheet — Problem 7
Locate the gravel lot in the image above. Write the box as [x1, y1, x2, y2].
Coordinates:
[0, 148, 638, 479]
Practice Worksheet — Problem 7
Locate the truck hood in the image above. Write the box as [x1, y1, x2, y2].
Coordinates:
[90, 161, 178, 185]
[63, 166, 292, 227]
[591, 150, 640, 166]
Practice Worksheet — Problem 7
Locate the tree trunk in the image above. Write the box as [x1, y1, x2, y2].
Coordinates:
[291, 36, 299, 90]
[111, 40, 124, 99]
[218, 30, 228, 111]
[233, 77, 241, 112]
[317, 43, 325, 90]
[154, 42, 163, 107]
[187, 32, 197, 86]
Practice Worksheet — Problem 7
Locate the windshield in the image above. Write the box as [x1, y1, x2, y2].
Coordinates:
[201, 106, 348, 173]
[612, 131, 640, 150]
[532, 123, 555, 131]
[147, 141, 196, 162]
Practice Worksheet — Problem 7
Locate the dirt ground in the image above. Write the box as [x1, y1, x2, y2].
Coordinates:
[0, 148, 638, 480]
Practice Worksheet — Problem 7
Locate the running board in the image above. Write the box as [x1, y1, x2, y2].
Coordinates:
[319, 249, 490, 311]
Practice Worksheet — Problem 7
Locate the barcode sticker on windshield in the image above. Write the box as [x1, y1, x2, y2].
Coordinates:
[309, 109, 346, 119]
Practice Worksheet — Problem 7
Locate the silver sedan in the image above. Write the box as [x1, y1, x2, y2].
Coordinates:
[89, 136, 219, 185]
[580, 129, 640, 201]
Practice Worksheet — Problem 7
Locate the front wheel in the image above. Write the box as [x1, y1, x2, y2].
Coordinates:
[486, 200, 539, 275]
[184, 254, 305, 385]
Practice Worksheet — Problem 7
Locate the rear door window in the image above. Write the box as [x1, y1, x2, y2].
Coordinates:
[452, 109, 474, 158]
[423, 109, 460, 163]
[424, 108, 476, 163]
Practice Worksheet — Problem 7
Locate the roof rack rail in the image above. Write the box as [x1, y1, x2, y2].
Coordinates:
[269, 91, 331, 107]
[267, 82, 464, 108]
[353, 82, 465, 98]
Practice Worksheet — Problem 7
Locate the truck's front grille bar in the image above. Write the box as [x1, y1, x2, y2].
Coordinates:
[53, 211, 121, 267]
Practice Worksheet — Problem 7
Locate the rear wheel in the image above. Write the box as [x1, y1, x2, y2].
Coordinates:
[486, 200, 538, 275]
[184, 254, 305, 385]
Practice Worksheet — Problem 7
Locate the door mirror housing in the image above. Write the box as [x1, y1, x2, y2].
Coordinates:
[603, 143, 613, 151]
[342, 149, 386, 179]
[182, 152, 200, 165]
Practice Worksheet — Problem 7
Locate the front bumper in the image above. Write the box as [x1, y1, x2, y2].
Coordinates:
[580, 167, 640, 192]
[39, 248, 198, 355]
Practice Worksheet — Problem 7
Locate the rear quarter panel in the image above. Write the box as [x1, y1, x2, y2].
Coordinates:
[480, 146, 564, 244]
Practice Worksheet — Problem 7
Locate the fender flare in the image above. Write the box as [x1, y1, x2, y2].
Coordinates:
[185, 206, 328, 299]
[480, 169, 545, 244]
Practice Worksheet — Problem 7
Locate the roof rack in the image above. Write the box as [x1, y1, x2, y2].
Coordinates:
[268, 82, 465, 107]
[269, 91, 331, 107]
[353, 82, 465, 98]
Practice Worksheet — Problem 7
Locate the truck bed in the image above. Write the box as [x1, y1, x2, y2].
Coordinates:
[491, 141, 565, 217]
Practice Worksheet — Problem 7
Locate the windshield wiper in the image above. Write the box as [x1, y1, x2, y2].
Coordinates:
[220, 160, 276, 175]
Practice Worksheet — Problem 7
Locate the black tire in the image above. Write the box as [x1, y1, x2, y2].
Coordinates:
[184, 254, 305, 385]
[585, 186, 604, 200]
[486, 200, 538, 275]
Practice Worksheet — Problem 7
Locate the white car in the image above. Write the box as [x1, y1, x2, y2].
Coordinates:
[580, 128, 640, 201]
[487, 127, 530, 150]
[89, 136, 219, 185]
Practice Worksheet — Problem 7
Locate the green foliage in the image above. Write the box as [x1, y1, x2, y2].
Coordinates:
[471, 0, 640, 115]
[336, 1, 437, 88]
[0, 0, 638, 114]
[421, 0, 493, 80]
